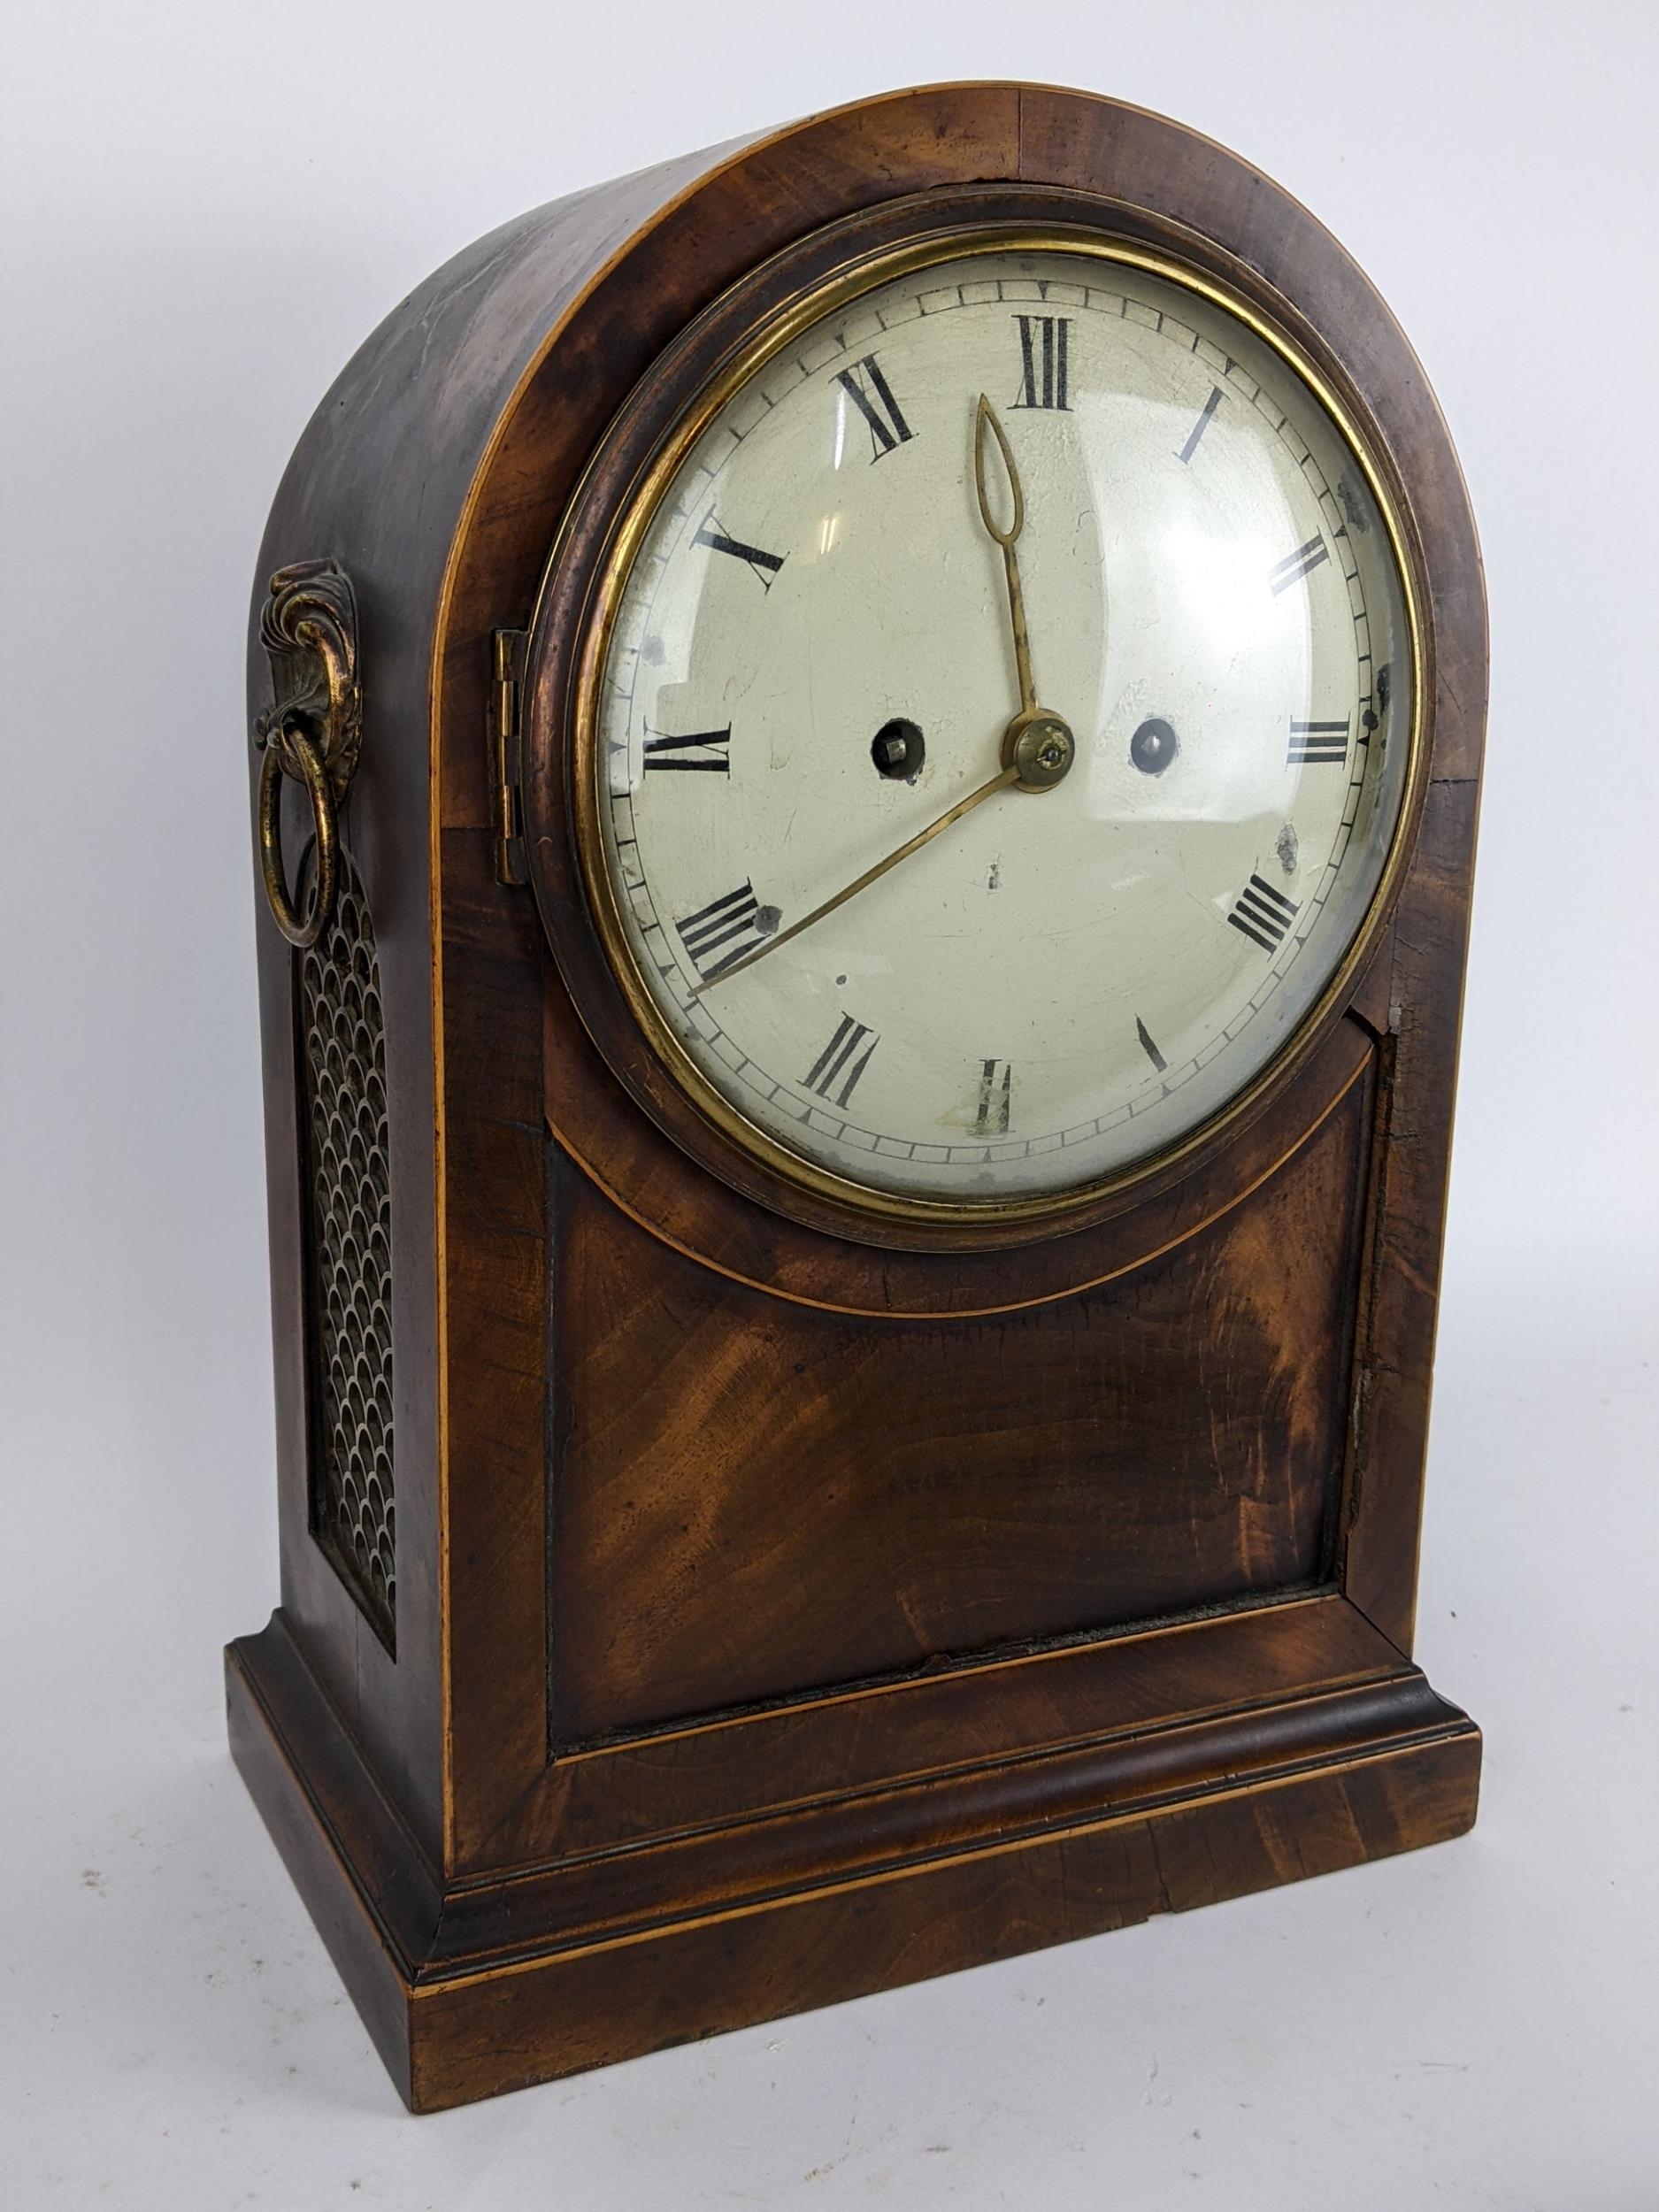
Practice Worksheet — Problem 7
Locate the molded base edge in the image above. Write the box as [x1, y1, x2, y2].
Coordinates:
[226, 1614, 1480, 2113]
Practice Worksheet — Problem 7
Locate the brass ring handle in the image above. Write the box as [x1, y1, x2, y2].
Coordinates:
[249, 559, 362, 949]
[257, 723, 338, 949]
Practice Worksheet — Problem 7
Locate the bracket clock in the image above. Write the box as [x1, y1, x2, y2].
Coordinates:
[228, 82, 1487, 2112]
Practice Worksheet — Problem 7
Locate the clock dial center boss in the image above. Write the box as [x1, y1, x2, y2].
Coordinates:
[585, 238, 1413, 1215]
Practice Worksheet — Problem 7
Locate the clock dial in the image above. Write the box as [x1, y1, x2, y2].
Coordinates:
[588, 243, 1415, 1210]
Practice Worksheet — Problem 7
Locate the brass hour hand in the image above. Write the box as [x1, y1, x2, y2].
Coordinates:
[696, 401, 1072, 999]
[974, 395, 1076, 793]
[974, 395, 1038, 719]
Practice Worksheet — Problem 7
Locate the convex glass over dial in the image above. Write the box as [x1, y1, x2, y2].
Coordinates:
[582, 240, 1415, 1214]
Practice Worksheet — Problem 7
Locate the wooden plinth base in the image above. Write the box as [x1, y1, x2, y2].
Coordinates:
[226, 1606, 1479, 2113]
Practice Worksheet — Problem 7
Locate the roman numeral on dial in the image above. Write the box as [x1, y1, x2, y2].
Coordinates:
[976, 1059, 1013, 1135]
[803, 1015, 879, 1107]
[1135, 1018, 1168, 1073]
[676, 880, 773, 979]
[1227, 875, 1302, 953]
[1012, 315, 1070, 411]
[1177, 386, 1223, 464]
[693, 514, 785, 588]
[834, 355, 913, 460]
[1287, 718, 1350, 765]
[643, 726, 731, 773]
[1268, 535, 1329, 595]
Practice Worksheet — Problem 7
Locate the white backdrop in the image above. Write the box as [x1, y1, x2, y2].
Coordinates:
[3, 4, 1655, 2206]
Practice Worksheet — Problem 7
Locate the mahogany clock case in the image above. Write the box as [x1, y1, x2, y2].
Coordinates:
[227, 84, 1487, 2112]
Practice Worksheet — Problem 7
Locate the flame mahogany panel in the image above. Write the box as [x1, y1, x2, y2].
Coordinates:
[548, 1048, 1374, 1744]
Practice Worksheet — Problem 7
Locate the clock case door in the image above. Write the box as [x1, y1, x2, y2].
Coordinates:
[227, 84, 1486, 2112]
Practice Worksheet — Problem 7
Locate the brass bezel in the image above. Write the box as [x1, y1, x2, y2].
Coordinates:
[565, 223, 1428, 1233]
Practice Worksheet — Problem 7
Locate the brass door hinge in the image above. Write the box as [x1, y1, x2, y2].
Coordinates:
[490, 627, 528, 886]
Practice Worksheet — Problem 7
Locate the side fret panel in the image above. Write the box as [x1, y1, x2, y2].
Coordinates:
[296, 845, 396, 1649]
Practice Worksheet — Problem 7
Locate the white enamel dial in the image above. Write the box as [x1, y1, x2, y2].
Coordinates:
[590, 242, 1413, 1211]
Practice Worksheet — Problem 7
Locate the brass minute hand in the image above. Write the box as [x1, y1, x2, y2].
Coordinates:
[689, 762, 1020, 995]
[695, 399, 1075, 1000]
[975, 394, 1037, 717]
